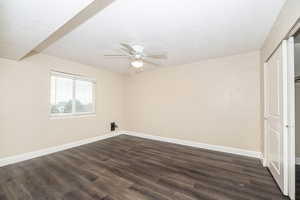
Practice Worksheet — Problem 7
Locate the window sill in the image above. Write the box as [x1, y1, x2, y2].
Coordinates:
[50, 113, 96, 120]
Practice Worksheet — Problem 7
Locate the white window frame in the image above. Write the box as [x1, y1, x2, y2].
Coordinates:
[50, 70, 96, 118]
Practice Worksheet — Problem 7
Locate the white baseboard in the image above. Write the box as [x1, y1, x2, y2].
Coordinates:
[0, 130, 262, 168]
[120, 131, 262, 159]
[296, 157, 300, 165]
[261, 156, 267, 167]
[0, 132, 120, 167]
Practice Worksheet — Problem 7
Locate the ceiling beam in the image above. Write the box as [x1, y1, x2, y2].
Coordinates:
[21, 0, 115, 60]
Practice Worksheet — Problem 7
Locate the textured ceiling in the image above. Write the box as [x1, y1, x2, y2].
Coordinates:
[0, 0, 94, 59]
[1, 0, 286, 73]
[42, 0, 286, 73]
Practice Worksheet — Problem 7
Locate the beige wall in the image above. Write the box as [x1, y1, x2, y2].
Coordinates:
[0, 53, 124, 158]
[124, 51, 261, 152]
[0, 51, 262, 159]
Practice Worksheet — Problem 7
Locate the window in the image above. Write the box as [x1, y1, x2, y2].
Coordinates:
[50, 71, 96, 117]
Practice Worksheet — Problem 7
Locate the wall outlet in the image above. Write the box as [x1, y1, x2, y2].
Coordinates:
[110, 122, 118, 131]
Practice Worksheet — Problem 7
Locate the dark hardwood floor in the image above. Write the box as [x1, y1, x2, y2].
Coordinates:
[297, 165, 300, 200]
[0, 135, 289, 200]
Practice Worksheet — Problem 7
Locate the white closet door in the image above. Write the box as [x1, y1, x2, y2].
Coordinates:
[265, 40, 288, 195]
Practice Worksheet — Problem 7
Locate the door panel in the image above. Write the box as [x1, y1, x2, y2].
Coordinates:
[265, 41, 288, 194]
[268, 59, 280, 116]
[269, 126, 280, 172]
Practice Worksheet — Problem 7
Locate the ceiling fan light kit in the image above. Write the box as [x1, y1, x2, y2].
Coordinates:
[131, 45, 144, 53]
[104, 43, 167, 72]
[131, 60, 143, 68]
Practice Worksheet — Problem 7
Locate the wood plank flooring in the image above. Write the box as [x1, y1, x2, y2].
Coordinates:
[297, 165, 300, 200]
[0, 135, 289, 200]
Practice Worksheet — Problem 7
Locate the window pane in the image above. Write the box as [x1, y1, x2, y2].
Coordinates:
[50, 76, 73, 114]
[75, 80, 94, 113]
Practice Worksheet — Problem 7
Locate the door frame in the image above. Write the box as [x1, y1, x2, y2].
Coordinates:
[287, 36, 296, 200]
[286, 20, 300, 200]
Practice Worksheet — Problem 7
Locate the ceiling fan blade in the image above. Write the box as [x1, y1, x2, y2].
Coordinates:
[121, 43, 135, 52]
[104, 54, 128, 57]
[104, 54, 129, 59]
[143, 59, 160, 66]
[120, 47, 135, 56]
[145, 54, 168, 59]
[145, 51, 168, 59]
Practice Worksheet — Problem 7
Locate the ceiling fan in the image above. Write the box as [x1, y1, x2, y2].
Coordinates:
[104, 43, 168, 72]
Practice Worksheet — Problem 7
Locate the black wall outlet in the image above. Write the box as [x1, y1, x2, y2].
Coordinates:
[111, 122, 118, 131]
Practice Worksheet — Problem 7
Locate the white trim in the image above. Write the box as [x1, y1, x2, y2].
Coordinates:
[282, 40, 289, 195]
[287, 37, 296, 200]
[50, 70, 96, 117]
[120, 131, 262, 159]
[261, 156, 267, 167]
[49, 113, 96, 119]
[0, 132, 120, 167]
[50, 70, 96, 82]
[0, 131, 263, 168]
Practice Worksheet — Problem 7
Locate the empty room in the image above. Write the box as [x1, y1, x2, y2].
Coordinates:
[1, 0, 300, 200]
